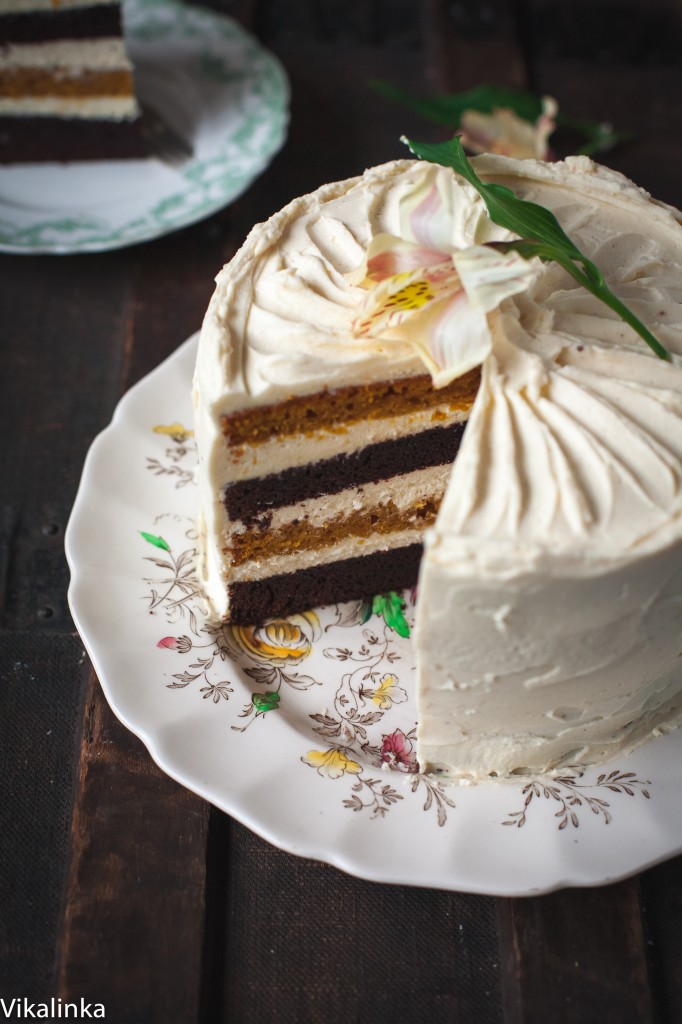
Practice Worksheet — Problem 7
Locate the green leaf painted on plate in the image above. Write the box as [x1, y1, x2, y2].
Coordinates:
[372, 592, 410, 638]
[358, 600, 372, 625]
[141, 531, 171, 551]
[252, 691, 281, 713]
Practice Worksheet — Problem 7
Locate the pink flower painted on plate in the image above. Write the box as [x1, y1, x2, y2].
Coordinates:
[381, 729, 419, 774]
[157, 635, 192, 653]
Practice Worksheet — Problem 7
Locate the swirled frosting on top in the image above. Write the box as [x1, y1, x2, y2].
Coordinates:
[440, 160, 682, 560]
[195, 154, 682, 778]
[196, 159, 502, 412]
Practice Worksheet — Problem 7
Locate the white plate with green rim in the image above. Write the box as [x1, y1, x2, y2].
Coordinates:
[65, 334, 682, 895]
[0, 0, 289, 254]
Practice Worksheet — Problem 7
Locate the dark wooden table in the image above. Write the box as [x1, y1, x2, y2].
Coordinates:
[3, 1, 682, 1020]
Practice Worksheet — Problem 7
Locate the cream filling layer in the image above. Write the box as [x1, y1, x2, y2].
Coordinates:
[223, 405, 470, 484]
[230, 464, 452, 535]
[0, 37, 132, 69]
[0, 95, 137, 116]
[0, 37, 137, 117]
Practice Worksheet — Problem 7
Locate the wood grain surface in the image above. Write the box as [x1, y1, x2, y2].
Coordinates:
[2, 1, 682, 1021]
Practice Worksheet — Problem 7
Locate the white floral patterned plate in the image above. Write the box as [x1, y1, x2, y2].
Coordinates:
[0, 0, 288, 253]
[65, 335, 682, 894]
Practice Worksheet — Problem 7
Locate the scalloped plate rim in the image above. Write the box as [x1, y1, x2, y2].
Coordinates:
[65, 335, 682, 895]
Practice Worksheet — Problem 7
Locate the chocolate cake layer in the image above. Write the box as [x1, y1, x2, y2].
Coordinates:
[227, 543, 423, 623]
[224, 420, 467, 523]
[0, 115, 147, 162]
[222, 369, 480, 446]
[0, 6, 121, 43]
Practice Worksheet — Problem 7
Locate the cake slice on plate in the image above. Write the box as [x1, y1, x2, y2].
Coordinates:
[0, 0, 146, 162]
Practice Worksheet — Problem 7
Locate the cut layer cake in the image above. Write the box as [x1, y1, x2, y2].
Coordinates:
[193, 155, 682, 782]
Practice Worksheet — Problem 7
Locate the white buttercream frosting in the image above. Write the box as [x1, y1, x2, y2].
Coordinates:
[194, 155, 682, 779]
[195, 160, 501, 415]
[0, 95, 138, 117]
[0, 38, 132, 70]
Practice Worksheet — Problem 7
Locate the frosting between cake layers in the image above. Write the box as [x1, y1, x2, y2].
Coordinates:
[0, 35, 139, 119]
[194, 155, 682, 777]
[0, 38, 132, 68]
[0, 95, 138, 117]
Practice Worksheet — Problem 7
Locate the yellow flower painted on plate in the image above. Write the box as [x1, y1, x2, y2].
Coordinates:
[153, 422, 194, 442]
[372, 673, 408, 710]
[302, 748, 363, 779]
[227, 610, 321, 667]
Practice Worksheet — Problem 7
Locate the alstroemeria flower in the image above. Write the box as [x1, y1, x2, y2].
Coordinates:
[372, 673, 408, 710]
[380, 729, 419, 774]
[302, 748, 363, 779]
[350, 171, 537, 386]
[460, 96, 558, 161]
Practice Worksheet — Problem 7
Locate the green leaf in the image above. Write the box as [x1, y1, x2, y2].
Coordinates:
[372, 81, 629, 157]
[140, 530, 170, 551]
[403, 135, 580, 253]
[372, 80, 543, 127]
[371, 592, 410, 638]
[251, 691, 280, 713]
[402, 135, 670, 361]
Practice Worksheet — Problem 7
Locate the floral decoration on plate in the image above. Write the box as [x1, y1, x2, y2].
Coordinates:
[66, 335, 682, 895]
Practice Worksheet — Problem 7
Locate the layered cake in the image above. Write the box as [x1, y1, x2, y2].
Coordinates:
[0, 0, 145, 162]
[194, 155, 682, 780]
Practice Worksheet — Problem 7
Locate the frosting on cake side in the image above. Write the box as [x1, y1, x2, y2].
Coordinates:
[416, 155, 682, 779]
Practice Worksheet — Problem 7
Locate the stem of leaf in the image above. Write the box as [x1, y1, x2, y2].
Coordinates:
[553, 254, 671, 361]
